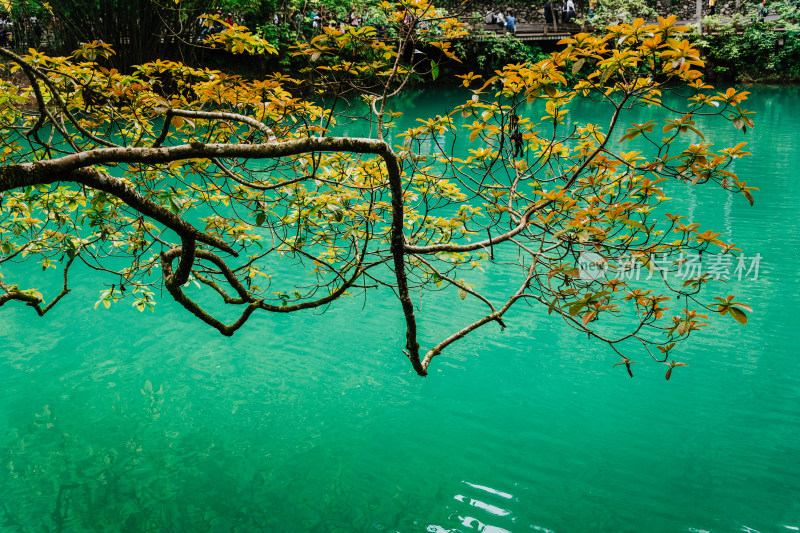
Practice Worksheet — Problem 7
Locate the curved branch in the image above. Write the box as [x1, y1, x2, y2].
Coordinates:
[3, 137, 392, 176]
[169, 108, 278, 142]
[1, 134, 419, 372]
[213, 157, 312, 191]
[167, 237, 196, 288]
[160, 247, 366, 336]
[0, 256, 76, 315]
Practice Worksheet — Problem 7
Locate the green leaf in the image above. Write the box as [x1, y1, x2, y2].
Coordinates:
[307, 203, 322, 218]
[729, 307, 748, 325]
[568, 302, 584, 316]
[255, 212, 266, 226]
[431, 61, 439, 81]
[458, 287, 467, 300]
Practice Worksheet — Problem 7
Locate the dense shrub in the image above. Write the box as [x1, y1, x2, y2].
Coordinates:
[696, 23, 800, 81]
[695, 1, 800, 82]
[453, 33, 548, 73]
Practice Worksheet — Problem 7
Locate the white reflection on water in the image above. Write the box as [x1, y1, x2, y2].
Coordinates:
[459, 515, 511, 532]
[454, 494, 512, 516]
[429, 515, 555, 533]
[463, 481, 514, 499]
[428, 480, 524, 532]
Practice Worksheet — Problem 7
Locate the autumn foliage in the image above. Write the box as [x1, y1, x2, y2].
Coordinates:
[0, 8, 755, 378]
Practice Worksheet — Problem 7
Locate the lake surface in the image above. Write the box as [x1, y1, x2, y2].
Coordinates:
[1, 86, 799, 532]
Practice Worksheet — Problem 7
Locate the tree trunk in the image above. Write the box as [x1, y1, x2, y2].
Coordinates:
[696, 0, 704, 34]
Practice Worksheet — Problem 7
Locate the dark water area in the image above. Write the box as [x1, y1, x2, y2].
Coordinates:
[1, 86, 799, 532]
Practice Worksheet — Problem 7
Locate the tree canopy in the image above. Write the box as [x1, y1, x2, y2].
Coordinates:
[0, 6, 756, 378]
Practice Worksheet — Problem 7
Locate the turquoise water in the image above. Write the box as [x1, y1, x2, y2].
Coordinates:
[2, 86, 800, 532]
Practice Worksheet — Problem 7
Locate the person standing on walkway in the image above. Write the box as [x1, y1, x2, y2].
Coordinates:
[563, 0, 576, 22]
[758, 0, 767, 20]
[709, 0, 716, 16]
[544, 0, 555, 24]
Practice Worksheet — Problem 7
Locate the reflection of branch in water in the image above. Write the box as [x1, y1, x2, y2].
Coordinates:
[52, 483, 79, 532]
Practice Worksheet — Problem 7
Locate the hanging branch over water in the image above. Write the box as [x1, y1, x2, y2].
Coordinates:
[0, 13, 756, 378]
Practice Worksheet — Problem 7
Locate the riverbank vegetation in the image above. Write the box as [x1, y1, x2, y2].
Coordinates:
[699, 23, 800, 82]
[5, 0, 799, 82]
[696, 0, 800, 82]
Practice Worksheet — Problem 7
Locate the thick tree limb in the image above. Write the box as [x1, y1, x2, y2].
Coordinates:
[0, 135, 424, 373]
[0, 165, 236, 255]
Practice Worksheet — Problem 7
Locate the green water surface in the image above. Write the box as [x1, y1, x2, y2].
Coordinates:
[1, 86, 799, 533]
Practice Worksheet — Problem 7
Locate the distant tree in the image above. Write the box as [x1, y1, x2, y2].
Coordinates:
[586, 0, 658, 27]
[0, 11, 755, 378]
[11, 0, 261, 70]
